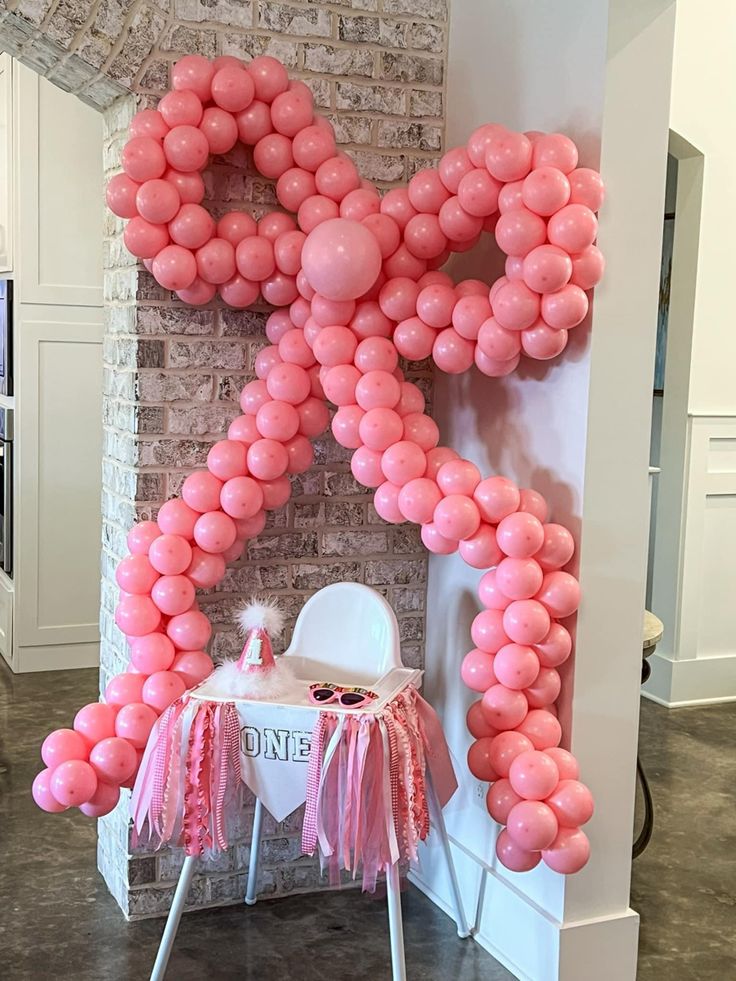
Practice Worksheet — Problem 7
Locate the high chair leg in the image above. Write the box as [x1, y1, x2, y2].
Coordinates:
[245, 797, 264, 906]
[150, 854, 197, 981]
[426, 768, 471, 938]
[386, 861, 408, 981]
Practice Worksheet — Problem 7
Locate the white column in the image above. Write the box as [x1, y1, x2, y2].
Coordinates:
[412, 2, 675, 978]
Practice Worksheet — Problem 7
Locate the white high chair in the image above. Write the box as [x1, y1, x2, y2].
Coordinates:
[150, 583, 469, 981]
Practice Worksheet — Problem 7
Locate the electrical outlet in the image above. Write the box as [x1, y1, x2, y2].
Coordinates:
[475, 782, 486, 801]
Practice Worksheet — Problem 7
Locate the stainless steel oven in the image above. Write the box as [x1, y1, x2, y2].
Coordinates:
[0, 407, 13, 576]
[0, 280, 12, 397]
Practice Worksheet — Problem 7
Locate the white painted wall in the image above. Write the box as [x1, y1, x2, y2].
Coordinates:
[412, 2, 675, 978]
[647, 0, 736, 705]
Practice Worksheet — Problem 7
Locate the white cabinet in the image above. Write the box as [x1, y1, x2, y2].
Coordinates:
[0, 53, 13, 273]
[1, 60, 104, 673]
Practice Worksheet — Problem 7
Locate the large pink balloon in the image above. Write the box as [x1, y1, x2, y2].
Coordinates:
[301, 218, 382, 301]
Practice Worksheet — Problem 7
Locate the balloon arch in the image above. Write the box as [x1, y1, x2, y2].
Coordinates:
[33, 54, 603, 876]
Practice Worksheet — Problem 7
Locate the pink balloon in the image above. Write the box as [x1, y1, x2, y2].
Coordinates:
[50, 759, 98, 807]
[177, 276, 217, 306]
[130, 108, 169, 141]
[495, 208, 547, 257]
[246, 439, 289, 481]
[439, 146, 474, 193]
[182, 472, 223, 514]
[498, 181, 525, 214]
[495, 828, 541, 872]
[502, 600, 551, 646]
[136, 178, 180, 224]
[522, 244, 573, 293]
[473, 477, 520, 523]
[106, 173, 140, 219]
[404, 213, 448, 260]
[461, 648, 497, 692]
[534, 623, 573, 668]
[477, 318, 521, 362]
[115, 594, 162, 637]
[517, 488, 549, 523]
[508, 749, 560, 801]
[507, 799, 559, 850]
[130, 632, 176, 673]
[481, 685, 528, 731]
[261, 474, 291, 511]
[496, 557, 544, 600]
[122, 136, 167, 182]
[73, 703, 117, 747]
[220, 475, 265, 520]
[535, 524, 574, 572]
[471, 608, 509, 655]
[236, 235, 275, 281]
[381, 440, 427, 486]
[487, 778, 523, 824]
[193, 510, 238, 553]
[547, 204, 597, 253]
[536, 571, 580, 618]
[541, 284, 589, 331]
[522, 167, 571, 216]
[105, 672, 146, 708]
[396, 478, 440, 524]
[114, 702, 158, 749]
[521, 321, 569, 360]
[124, 217, 170, 259]
[323, 364, 360, 406]
[115, 554, 159, 595]
[354, 337, 398, 375]
[235, 510, 266, 538]
[488, 731, 534, 779]
[142, 670, 187, 712]
[302, 218, 381, 301]
[467, 700, 498, 739]
[401, 413, 439, 451]
[355, 370, 401, 411]
[165, 168, 205, 205]
[359, 408, 404, 452]
[496, 512, 545, 559]
[433, 329, 475, 374]
[532, 133, 579, 174]
[433, 494, 480, 540]
[332, 405, 365, 448]
[311, 293, 355, 327]
[459, 524, 503, 569]
[351, 446, 385, 488]
[284, 434, 314, 474]
[196, 237, 236, 285]
[256, 400, 299, 442]
[33, 768, 69, 812]
[544, 747, 580, 781]
[545, 779, 594, 828]
[151, 574, 196, 616]
[41, 728, 89, 769]
[542, 827, 590, 874]
[457, 169, 501, 217]
[438, 197, 483, 242]
[148, 534, 193, 575]
[163, 125, 209, 172]
[485, 131, 532, 182]
[266, 362, 311, 404]
[313, 324, 358, 367]
[478, 568, 512, 611]
[393, 317, 436, 361]
[79, 780, 121, 818]
[407, 168, 450, 214]
[169, 203, 215, 249]
[89, 736, 138, 785]
[373, 481, 405, 524]
[492, 281, 540, 331]
[420, 522, 458, 555]
[340, 187, 380, 221]
[315, 155, 360, 203]
[172, 54, 215, 102]
[253, 133, 294, 179]
[467, 737, 500, 781]
[493, 643, 540, 690]
[171, 650, 215, 687]
[241, 379, 273, 415]
[517, 709, 563, 751]
[569, 244, 605, 291]
[452, 295, 492, 340]
[298, 194, 340, 233]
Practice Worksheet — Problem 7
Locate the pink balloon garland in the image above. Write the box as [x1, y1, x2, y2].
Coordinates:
[35, 53, 603, 876]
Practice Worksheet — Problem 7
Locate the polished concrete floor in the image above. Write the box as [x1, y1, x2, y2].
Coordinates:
[0, 662, 733, 980]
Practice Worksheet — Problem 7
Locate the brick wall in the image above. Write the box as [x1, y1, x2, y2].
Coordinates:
[1, 0, 449, 917]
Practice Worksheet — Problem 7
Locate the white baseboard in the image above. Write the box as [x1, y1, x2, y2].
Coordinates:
[643, 650, 736, 706]
[10, 641, 100, 673]
[411, 835, 639, 981]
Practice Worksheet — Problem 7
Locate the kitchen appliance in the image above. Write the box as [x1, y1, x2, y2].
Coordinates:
[0, 406, 13, 576]
[0, 279, 12, 396]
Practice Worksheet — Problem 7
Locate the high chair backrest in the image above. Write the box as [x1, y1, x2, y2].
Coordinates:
[283, 582, 403, 686]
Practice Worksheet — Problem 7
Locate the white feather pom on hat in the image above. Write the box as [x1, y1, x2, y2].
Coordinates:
[236, 596, 286, 638]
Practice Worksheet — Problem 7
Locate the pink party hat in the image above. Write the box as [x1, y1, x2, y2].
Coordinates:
[206, 597, 294, 700]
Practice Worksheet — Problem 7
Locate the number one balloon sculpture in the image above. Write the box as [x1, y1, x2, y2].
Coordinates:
[33, 54, 603, 876]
